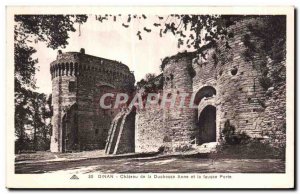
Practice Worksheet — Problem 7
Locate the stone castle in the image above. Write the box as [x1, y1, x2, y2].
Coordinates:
[49, 48, 135, 152]
[50, 18, 286, 154]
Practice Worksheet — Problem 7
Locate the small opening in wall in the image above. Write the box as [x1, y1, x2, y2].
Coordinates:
[231, 67, 238, 76]
[246, 120, 248, 123]
[170, 74, 174, 80]
[95, 128, 99, 135]
[240, 72, 244, 75]
[224, 112, 227, 116]
[69, 81, 76, 92]
[219, 70, 223, 76]
[248, 97, 251, 102]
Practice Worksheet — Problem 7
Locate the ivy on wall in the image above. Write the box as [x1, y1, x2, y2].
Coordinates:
[242, 16, 286, 91]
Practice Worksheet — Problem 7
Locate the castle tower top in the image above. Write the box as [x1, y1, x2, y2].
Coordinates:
[50, 49, 135, 83]
[80, 48, 85, 54]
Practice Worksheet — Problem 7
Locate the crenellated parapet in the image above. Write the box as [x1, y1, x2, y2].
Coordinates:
[50, 49, 134, 83]
[50, 61, 79, 79]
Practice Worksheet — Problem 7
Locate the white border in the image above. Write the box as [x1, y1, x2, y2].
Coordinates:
[5, 6, 294, 189]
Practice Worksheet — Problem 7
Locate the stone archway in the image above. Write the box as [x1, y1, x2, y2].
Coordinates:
[197, 105, 216, 144]
[193, 86, 217, 145]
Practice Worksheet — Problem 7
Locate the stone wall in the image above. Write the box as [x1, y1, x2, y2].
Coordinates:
[50, 75, 77, 152]
[259, 84, 286, 147]
[192, 46, 218, 142]
[133, 17, 286, 153]
[135, 107, 164, 153]
[215, 18, 282, 140]
[215, 19, 266, 138]
[192, 47, 217, 91]
[162, 54, 197, 152]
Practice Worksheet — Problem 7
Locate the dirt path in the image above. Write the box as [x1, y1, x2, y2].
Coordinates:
[15, 156, 285, 174]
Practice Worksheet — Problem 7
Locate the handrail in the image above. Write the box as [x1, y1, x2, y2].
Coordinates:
[189, 138, 197, 146]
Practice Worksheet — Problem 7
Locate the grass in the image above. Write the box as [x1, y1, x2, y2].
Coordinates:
[210, 141, 285, 160]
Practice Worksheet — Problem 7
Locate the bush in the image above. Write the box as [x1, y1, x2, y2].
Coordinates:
[163, 135, 172, 142]
[158, 146, 165, 153]
[213, 139, 285, 159]
[174, 145, 192, 152]
[222, 120, 250, 145]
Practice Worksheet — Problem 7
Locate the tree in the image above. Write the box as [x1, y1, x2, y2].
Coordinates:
[96, 14, 286, 89]
[95, 14, 234, 50]
[14, 15, 87, 153]
[144, 73, 157, 82]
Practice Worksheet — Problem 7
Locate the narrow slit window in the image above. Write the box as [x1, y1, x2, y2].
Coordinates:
[69, 81, 76, 92]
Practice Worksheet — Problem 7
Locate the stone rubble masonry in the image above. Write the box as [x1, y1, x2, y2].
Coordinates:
[135, 106, 164, 153]
[134, 17, 286, 153]
[162, 55, 197, 152]
[215, 18, 268, 139]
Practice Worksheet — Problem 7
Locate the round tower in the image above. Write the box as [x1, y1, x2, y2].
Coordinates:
[215, 18, 267, 138]
[162, 52, 197, 152]
[50, 50, 79, 152]
[50, 48, 135, 152]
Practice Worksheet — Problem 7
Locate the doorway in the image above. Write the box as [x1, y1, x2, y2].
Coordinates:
[198, 105, 216, 144]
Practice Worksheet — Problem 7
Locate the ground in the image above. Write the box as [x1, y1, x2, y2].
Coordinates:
[15, 150, 285, 174]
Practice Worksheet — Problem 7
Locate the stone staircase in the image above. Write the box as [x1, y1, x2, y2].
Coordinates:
[105, 109, 136, 155]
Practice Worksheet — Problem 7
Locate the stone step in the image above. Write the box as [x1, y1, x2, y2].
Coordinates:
[192, 142, 219, 153]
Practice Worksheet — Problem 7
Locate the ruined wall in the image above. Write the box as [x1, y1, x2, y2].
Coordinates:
[134, 17, 286, 152]
[215, 18, 286, 143]
[192, 47, 217, 90]
[259, 84, 286, 147]
[215, 18, 267, 138]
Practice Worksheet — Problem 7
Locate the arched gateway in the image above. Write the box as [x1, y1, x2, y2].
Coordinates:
[198, 105, 216, 144]
[194, 86, 217, 145]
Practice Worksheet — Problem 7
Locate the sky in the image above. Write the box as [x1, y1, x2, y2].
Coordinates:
[32, 15, 192, 94]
